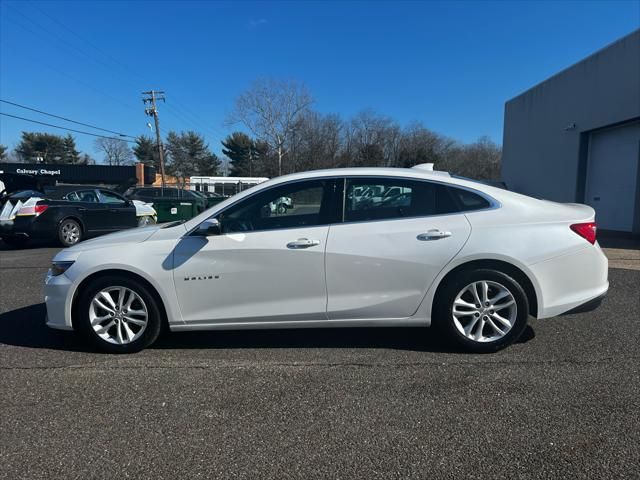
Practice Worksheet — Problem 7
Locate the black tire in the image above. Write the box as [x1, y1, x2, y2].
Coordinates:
[76, 275, 163, 353]
[2, 237, 28, 249]
[58, 218, 83, 247]
[433, 268, 529, 353]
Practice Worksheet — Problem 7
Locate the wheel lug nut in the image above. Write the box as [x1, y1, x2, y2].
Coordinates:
[483, 315, 488, 320]
[475, 312, 480, 317]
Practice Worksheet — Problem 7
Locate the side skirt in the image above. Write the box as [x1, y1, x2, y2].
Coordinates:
[170, 317, 429, 332]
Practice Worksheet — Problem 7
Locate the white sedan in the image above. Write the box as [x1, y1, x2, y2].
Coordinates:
[44, 166, 608, 353]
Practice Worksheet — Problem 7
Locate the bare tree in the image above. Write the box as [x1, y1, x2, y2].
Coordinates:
[227, 78, 313, 176]
[94, 138, 134, 166]
[397, 122, 456, 168]
[347, 110, 401, 167]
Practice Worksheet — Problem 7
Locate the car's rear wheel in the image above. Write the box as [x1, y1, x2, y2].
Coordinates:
[434, 268, 529, 353]
[58, 219, 82, 247]
[76, 275, 162, 353]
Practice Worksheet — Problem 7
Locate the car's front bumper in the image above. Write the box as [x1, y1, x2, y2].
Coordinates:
[44, 270, 74, 331]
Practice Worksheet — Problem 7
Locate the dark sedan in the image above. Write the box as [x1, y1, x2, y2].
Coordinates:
[125, 186, 208, 212]
[0, 186, 154, 248]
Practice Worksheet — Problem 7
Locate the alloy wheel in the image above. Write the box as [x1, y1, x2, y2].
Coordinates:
[452, 280, 517, 343]
[89, 287, 148, 345]
[61, 222, 80, 245]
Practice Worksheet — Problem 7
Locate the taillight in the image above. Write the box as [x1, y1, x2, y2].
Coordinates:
[570, 222, 597, 244]
[17, 204, 49, 217]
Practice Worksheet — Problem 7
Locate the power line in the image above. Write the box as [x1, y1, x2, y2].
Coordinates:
[0, 99, 136, 139]
[21, 1, 226, 140]
[7, 2, 224, 141]
[0, 112, 137, 143]
[5, 13, 140, 115]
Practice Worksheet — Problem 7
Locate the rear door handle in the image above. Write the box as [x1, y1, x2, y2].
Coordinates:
[287, 238, 321, 249]
[417, 230, 452, 241]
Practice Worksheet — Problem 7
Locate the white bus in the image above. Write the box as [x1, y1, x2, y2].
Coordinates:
[190, 176, 269, 197]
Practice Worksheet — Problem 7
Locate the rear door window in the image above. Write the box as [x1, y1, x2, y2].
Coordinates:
[68, 190, 99, 203]
[344, 178, 460, 222]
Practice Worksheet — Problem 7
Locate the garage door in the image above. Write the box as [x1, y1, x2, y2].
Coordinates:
[585, 121, 640, 232]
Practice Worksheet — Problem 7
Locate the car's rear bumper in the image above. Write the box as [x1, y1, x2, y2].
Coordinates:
[561, 292, 607, 315]
[0, 218, 56, 241]
[530, 243, 609, 319]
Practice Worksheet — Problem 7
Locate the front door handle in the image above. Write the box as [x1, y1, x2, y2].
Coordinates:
[287, 238, 321, 249]
[417, 229, 452, 241]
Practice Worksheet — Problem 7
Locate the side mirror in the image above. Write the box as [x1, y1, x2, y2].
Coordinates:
[197, 218, 221, 236]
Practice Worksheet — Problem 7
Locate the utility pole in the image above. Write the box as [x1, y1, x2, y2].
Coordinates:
[142, 90, 166, 188]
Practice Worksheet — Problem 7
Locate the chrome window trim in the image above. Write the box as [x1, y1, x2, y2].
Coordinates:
[186, 174, 500, 236]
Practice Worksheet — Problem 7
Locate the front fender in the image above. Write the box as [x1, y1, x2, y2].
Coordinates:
[62, 261, 183, 329]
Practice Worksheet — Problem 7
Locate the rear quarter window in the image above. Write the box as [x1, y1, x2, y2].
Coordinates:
[447, 187, 491, 211]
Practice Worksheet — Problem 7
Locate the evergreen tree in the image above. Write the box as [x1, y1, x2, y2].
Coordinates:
[61, 134, 81, 164]
[16, 132, 67, 163]
[165, 131, 220, 178]
[133, 135, 161, 170]
[221, 132, 254, 176]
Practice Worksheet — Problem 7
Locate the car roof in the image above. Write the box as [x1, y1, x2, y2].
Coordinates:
[45, 185, 113, 199]
[257, 167, 489, 191]
[183, 166, 526, 232]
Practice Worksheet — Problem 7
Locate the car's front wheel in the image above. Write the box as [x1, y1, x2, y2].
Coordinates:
[434, 269, 529, 353]
[76, 276, 163, 353]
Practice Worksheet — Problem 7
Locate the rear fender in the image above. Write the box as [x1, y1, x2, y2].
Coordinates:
[419, 253, 543, 323]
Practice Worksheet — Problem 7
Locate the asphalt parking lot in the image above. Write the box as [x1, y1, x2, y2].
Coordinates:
[1, 242, 639, 479]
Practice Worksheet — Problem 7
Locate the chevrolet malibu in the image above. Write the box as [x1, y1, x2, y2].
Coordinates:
[44, 166, 609, 353]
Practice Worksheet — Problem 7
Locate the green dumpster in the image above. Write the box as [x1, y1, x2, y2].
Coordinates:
[152, 198, 199, 223]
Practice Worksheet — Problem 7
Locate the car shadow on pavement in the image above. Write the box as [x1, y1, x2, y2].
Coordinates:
[152, 325, 536, 353]
[0, 303, 94, 352]
[0, 303, 535, 353]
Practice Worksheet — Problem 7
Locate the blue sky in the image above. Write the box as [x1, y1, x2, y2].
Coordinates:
[1, 0, 638, 160]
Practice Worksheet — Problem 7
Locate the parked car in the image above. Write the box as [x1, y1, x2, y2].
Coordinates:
[191, 190, 226, 209]
[124, 187, 207, 213]
[268, 196, 293, 215]
[44, 167, 608, 354]
[0, 185, 156, 248]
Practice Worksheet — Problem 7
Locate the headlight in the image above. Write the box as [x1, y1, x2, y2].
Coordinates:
[50, 261, 75, 276]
